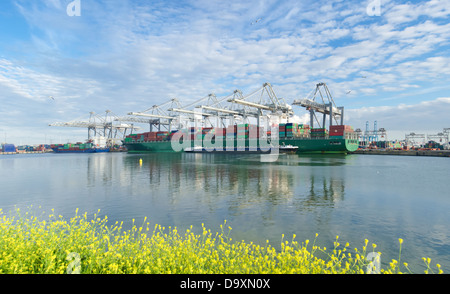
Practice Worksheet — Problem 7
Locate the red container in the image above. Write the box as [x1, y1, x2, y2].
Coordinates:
[330, 125, 353, 132]
[227, 125, 237, 133]
[215, 128, 225, 135]
[330, 130, 344, 136]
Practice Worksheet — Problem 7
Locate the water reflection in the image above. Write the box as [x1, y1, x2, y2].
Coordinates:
[116, 153, 347, 220]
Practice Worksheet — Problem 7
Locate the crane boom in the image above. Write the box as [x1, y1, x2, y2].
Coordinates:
[227, 98, 273, 111]
[167, 108, 214, 116]
[198, 105, 240, 115]
[293, 98, 342, 115]
[128, 112, 174, 120]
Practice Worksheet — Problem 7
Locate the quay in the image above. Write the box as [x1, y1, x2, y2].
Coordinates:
[0, 151, 50, 155]
[350, 149, 450, 157]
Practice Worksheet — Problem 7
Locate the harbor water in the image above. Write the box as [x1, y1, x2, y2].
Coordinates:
[1, 152, 449, 273]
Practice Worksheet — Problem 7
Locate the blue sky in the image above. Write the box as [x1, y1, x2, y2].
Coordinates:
[0, 0, 449, 144]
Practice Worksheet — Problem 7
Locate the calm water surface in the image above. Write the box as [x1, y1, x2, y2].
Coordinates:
[1, 152, 449, 272]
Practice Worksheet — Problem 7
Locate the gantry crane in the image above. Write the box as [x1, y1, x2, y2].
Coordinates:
[443, 128, 450, 149]
[292, 82, 343, 129]
[427, 132, 447, 144]
[228, 83, 293, 116]
[226, 82, 294, 128]
[167, 94, 222, 128]
[127, 98, 181, 131]
[49, 111, 141, 144]
[195, 89, 263, 127]
[405, 132, 426, 147]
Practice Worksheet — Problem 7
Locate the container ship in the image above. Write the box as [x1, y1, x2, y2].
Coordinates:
[51, 142, 110, 153]
[121, 83, 359, 154]
[123, 123, 359, 154]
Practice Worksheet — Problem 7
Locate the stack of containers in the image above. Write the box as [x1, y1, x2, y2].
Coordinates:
[295, 124, 310, 137]
[188, 127, 200, 141]
[196, 127, 214, 141]
[329, 125, 354, 139]
[237, 124, 249, 139]
[310, 128, 328, 138]
[282, 123, 312, 138]
[236, 124, 261, 139]
[215, 128, 226, 141]
[156, 131, 169, 141]
[144, 132, 157, 142]
[285, 123, 297, 138]
[216, 127, 225, 136]
[248, 124, 262, 148]
[249, 125, 263, 139]
[279, 123, 286, 138]
[226, 125, 237, 139]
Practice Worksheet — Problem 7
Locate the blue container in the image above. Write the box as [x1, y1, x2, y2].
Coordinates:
[2, 144, 16, 152]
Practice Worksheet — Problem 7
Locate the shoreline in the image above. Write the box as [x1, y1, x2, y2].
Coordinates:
[350, 149, 450, 157]
[3, 149, 450, 157]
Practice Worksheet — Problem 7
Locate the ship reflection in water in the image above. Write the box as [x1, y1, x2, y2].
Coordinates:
[115, 152, 349, 247]
[122, 153, 346, 210]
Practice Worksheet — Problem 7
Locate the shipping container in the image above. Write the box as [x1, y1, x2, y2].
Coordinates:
[330, 130, 344, 136]
[330, 125, 353, 132]
[2, 144, 16, 153]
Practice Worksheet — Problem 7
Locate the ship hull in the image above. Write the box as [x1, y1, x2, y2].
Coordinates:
[53, 148, 110, 153]
[124, 137, 358, 154]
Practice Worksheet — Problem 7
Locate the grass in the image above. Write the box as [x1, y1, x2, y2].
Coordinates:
[0, 207, 443, 274]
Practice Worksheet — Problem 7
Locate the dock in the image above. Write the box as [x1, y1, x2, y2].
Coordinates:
[350, 149, 450, 157]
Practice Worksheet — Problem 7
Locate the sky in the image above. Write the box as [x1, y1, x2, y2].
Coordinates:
[0, 0, 449, 145]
